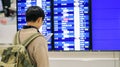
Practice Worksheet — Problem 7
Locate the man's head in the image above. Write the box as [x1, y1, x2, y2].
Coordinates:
[26, 6, 45, 28]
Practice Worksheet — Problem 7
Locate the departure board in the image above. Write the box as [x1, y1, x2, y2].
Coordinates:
[17, 0, 36, 30]
[17, 0, 52, 50]
[92, 0, 120, 51]
[41, 0, 52, 50]
[54, 0, 90, 51]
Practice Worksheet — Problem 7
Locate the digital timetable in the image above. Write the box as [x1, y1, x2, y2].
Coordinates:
[92, 0, 120, 51]
[17, 0, 37, 30]
[54, 0, 90, 51]
[17, 0, 91, 51]
[41, 0, 52, 50]
[17, 0, 52, 50]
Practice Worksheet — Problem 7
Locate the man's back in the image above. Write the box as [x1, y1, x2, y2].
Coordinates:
[17, 28, 49, 67]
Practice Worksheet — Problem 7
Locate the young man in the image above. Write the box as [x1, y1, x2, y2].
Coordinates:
[17, 6, 49, 67]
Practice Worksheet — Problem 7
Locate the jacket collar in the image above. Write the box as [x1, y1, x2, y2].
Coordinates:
[23, 25, 39, 32]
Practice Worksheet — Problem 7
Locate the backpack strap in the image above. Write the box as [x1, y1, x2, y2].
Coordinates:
[21, 33, 40, 66]
[14, 31, 40, 47]
[22, 33, 40, 47]
[13, 31, 21, 45]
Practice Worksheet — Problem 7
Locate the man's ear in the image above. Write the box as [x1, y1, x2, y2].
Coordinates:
[37, 17, 42, 23]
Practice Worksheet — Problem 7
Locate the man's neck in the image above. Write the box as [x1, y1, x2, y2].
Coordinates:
[27, 22, 38, 29]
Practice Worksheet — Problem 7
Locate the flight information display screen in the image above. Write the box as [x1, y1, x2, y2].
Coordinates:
[54, 0, 90, 51]
[17, 0, 52, 50]
[41, 0, 52, 50]
[92, 0, 120, 51]
[17, 0, 36, 30]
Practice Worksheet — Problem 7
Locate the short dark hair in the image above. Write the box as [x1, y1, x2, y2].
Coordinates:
[26, 6, 45, 22]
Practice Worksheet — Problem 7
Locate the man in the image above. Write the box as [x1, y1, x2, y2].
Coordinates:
[17, 6, 49, 67]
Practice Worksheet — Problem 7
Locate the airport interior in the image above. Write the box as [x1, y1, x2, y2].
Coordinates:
[0, 0, 120, 67]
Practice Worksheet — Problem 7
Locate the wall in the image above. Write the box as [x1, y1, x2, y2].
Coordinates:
[48, 52, 120, 67]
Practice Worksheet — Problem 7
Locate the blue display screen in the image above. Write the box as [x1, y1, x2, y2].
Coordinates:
[17, 0, 36, 29]
[17, 0, 91, 51]
[54, 0, 90, 51]
[92, 0, 120, 50]
[17, 0, 52, 50]
[41, 0, 52, 50]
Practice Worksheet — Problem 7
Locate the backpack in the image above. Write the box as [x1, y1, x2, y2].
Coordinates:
[0, 31, 40, 67]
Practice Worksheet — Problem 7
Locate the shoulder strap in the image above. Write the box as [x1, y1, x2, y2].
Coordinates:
[14, 31, 40, 47]
[22, 33, 40, 47]
[14, 31, 21, 45]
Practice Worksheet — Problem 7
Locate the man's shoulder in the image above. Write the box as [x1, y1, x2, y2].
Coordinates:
[34, 35, 47, 43]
